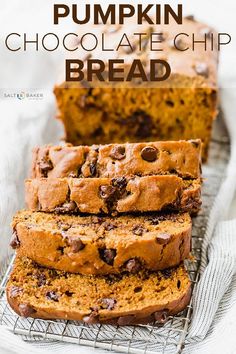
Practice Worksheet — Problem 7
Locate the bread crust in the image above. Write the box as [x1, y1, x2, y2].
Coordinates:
[13, 211, 192, 275]
[25, 176, 201, 214]
[30, 140, 202, 179]
[7, 257, 192, 325]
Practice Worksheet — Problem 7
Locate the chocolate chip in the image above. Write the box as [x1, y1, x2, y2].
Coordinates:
[10, 231, 20, 249]
[109, 146, 126, 160]
[99, 185, 116, 200]
[149, 215, 167, 225]
[132, 225, 146, 236]
[34, 272, 47, 286]
[46, 291, 59, 302]
[103, 222, 117, 231]
[100, 298, 116, 310]
[194, 63, 209, 78]
[161, 269, 172, 279]
[190, 140, 200, 148]
[112, 177, 127, 190]
[154, 310, 169, 324]
[65, 290, 74, 297]
[121, 111, 153, 138]
[9, 286, 23, 298]
[68, 238, 85, 252]
[90, 162, 97, 176]
[55, 201, 77, 214]
[38, 158, 53, 177]
[117, 315, 135, 326]
[156, 233, 171, 245]
[83, 309, 99, 324]
[99, 248, 116, 266]
[125, 258, 142, 274]
[58, 222, 71, 231]
[185, 15, 195, 21]
[141, 146, 158, 162]
[19, 303, 36, 317]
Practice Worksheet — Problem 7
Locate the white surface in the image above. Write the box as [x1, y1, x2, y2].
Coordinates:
[1, 1, 236, 354]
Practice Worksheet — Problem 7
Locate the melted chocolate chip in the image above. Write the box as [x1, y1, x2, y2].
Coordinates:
[121, 111, 153, 138]
[161, 269, 172, 279]
[99, 248, 117, 266]
[117, 315, 135, 326]
[68, 238, 85, 253]
[100, 298, 116, 310]
[19, 303, 36, 317]
[141, 146, 158, 162]
[34, 272, 47, 286]
[83, 309, 99, 324]
[89, 162, 97, 176]
[46, 291, 59, 302]
[55, 201, 77, 214]
[190, 140, 200, 148]
[38, 158, 53, 177]
[103, 222, 117, 231]
[99, 185, 116, 200]
[109, 146, 126, 160]
[132, 225, 146, 236]
[156, 233, 171, 245]
[9, 286, 23, 298]
[194, 63, 209, 78]
[112, 177, 127, 190]
[154, 310, 169, 324]
[125, 258, 142, 274]
[10, 231, 20, 249]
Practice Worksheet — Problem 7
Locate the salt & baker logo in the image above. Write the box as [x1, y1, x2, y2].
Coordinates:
[2, 90, 44, 100]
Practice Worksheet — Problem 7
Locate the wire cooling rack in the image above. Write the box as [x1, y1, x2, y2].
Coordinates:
[0, 117, 230, 354]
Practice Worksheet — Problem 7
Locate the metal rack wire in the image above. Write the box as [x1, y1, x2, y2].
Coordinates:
[0, 119, 230, 354]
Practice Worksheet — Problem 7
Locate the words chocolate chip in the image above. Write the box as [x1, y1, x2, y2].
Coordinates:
[109, 146, 126, 160]
[141, 146, 158, 162]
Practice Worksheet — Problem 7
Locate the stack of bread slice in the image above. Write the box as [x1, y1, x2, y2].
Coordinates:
[7, 140, 201, 325]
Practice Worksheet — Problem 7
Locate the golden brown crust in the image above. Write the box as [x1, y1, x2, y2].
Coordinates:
[7, 257, 191, 324]
[30, 140, 201, 179]
[12, 210, 192, 275]
[25, 176, 201, 214]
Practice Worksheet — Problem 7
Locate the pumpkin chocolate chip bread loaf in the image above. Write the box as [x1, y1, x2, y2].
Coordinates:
[7, 257, 191, 324]
[54, 17, 218, 160]
[25, 176, 201, 214]
[11, 210, 191, 275]
[31, 140, 201, 179]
